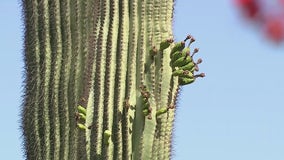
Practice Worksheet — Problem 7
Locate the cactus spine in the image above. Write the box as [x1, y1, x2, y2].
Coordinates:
[21, 0, 204, 159]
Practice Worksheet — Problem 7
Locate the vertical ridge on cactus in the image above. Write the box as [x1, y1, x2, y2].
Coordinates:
[21, 0, 205, 159]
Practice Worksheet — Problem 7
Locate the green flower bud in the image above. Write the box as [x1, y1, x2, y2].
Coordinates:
[160, 38, 173, 51]
[77, 105, 86, 115]
[178, 77, 195, 85]
[104, 130, 112, 145]
[156, 107, 168, 117]
[77, 123, 87, 130]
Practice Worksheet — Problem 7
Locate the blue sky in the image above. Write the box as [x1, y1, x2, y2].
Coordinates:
[1, 0, 284, 160]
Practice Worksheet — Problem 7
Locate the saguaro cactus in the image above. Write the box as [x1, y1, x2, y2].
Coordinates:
[21, 0, 204, 159]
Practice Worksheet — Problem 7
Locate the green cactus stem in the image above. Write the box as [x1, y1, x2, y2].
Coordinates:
[21, 0, 205, 159]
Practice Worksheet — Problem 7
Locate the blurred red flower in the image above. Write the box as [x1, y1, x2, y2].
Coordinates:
[264, 18, 284, 43]
[235, 0, 284, 43]
[235, 0, 260, 20]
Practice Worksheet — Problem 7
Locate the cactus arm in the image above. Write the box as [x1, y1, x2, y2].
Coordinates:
[37, 0, 52, 159]
[99, 0, 119, 159]
[48, 0, 63, 159]
[165, 82, 180, 158]
[76, 1, 90, 158]
[121, 1, 139, 159]
[88, 0, 109, 159]
[132, 0, 147, 158]
[68, 1, 82, 159]
[112, 1, 131, 159]
[140, 0, 157, 159]
[157, 2, 174, 158]
[22, 0, 42, 159]
[59, 0, 73, 158]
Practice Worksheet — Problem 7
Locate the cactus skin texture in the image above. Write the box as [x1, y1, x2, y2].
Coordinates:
[21, 0, 204, 159]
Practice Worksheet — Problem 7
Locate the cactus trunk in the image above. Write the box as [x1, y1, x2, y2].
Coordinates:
[22, 0, 204, 159]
